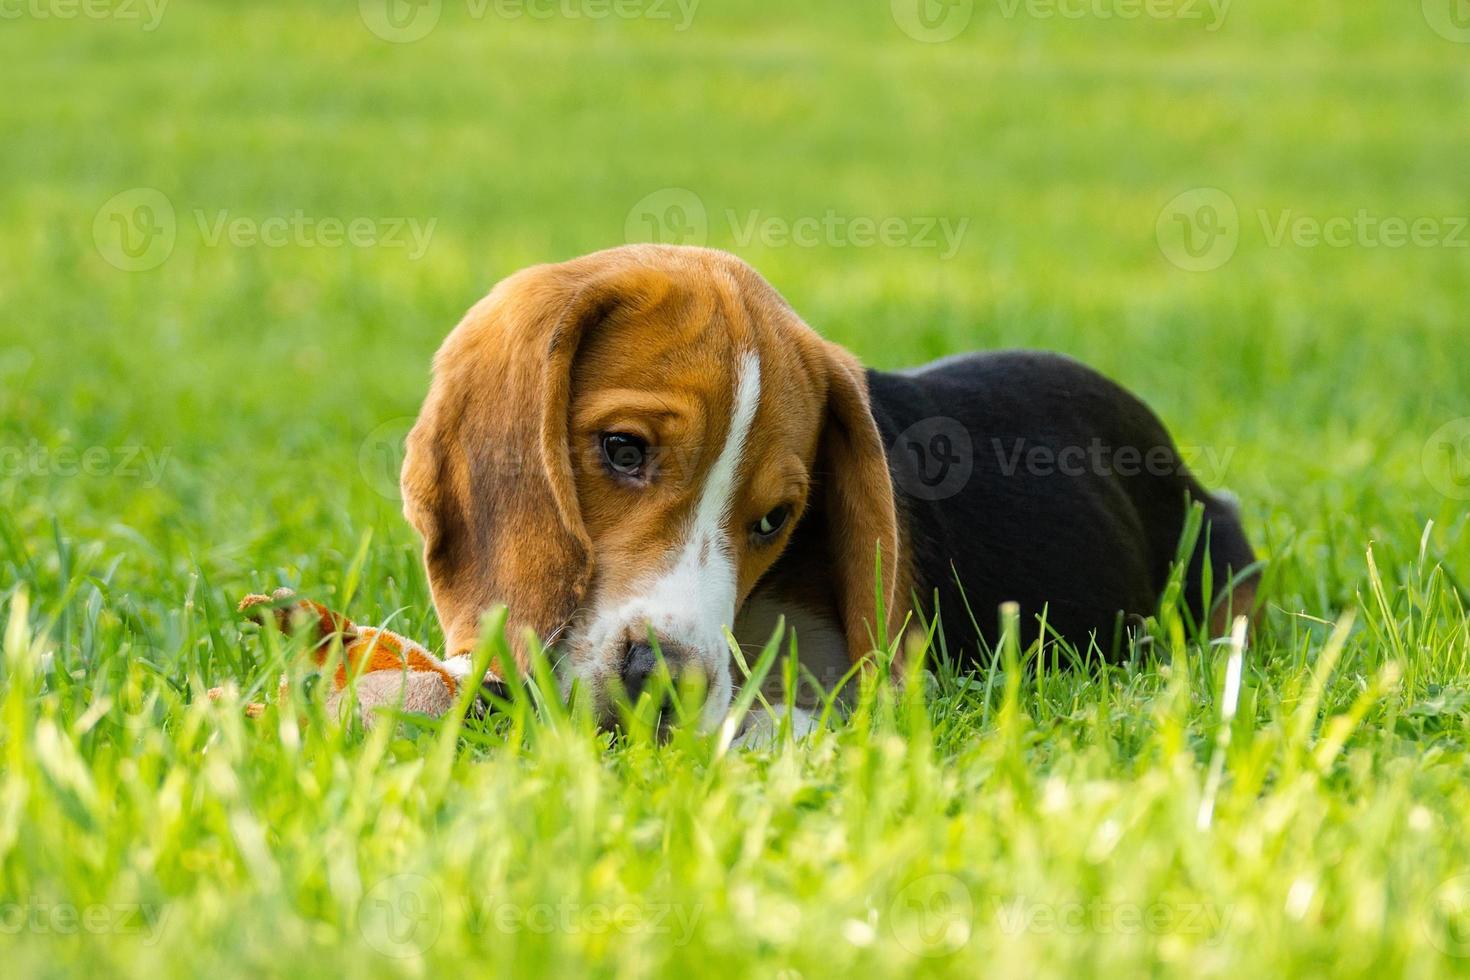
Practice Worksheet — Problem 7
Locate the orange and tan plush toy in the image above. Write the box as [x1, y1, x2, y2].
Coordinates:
[208, 588, 479, 725]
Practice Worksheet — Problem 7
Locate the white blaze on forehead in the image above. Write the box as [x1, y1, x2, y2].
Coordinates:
[637, 350, 761, 638]
[573, 350, 762, 728]
[689, 350, 763, 553]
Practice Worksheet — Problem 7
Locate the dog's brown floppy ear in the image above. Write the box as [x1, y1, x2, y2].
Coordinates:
[401, 257, 673, 665]
[816, 341, 908, 670]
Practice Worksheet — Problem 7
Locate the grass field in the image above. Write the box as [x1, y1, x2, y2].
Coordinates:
[3, 1, 1470, 976]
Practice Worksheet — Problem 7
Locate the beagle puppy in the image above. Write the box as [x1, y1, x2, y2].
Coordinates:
[401, 245, 1256, 731]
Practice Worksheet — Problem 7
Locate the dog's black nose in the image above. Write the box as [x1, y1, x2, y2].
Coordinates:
[621, 642, 675, 704]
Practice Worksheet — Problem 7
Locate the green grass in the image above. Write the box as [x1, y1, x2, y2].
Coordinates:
[3, 1, 1470, 976]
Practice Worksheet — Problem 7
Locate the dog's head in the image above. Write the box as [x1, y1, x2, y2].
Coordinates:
[401, 245, 902, 728]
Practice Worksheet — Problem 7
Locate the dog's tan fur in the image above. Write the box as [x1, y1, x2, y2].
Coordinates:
[400, 245, 909, 699]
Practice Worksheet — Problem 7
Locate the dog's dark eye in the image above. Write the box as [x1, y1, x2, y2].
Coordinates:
[753, 505, 789, 540]
[600, 432, 648, 478]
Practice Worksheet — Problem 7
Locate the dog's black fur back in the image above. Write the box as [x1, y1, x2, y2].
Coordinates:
[865, 350, 1256, 661]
